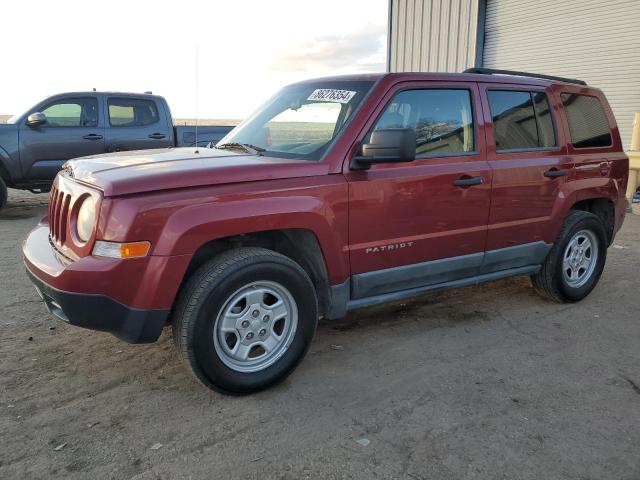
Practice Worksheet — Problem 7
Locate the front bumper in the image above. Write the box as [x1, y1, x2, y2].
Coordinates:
[27, 269, 168, 343]
[22, 222, 185, 344]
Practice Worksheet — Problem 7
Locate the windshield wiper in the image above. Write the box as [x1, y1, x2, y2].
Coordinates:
[215, 143, 265, 155]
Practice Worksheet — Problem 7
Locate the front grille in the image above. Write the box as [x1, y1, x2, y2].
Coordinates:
[48, 184, 71, 245]
[46, 173, 101, 260]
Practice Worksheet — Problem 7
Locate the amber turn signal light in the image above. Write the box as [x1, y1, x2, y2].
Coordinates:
[93, 240, 151, 259]
[121, 242, 151, 258]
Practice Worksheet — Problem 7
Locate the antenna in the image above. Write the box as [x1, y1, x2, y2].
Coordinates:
[194, 44, 199, 154]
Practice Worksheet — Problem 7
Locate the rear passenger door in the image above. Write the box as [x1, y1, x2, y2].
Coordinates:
[479, 84, 572, 257]
[104, 96, 172, 152]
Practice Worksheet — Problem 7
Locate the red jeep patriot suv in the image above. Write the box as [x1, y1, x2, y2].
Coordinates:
[23, 69, 629, 394]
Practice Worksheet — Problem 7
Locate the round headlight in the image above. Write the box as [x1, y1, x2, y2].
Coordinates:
[76, 197, 96, 242]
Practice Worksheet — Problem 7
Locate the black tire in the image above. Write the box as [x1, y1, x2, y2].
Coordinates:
[0, 176, 7, 211]
[172, 247, 318, 394]
[531, 210, 607, 302]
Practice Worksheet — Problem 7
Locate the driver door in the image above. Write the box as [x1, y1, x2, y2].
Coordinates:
[19, 96, 105, 182]
[344, 82, 492, 299]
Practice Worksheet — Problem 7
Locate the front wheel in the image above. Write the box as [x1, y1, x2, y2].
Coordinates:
[172, 247, 318, 394]
[531, 210, 607, 302]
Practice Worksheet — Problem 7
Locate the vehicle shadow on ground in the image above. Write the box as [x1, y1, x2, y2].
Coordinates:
[320, 276, 539, 336]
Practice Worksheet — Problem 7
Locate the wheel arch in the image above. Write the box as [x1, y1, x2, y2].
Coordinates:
[177, 228, 334, 317]
[570, 197, 615, 245]
[551, 178, 619, 246]
[0, 147, 14, 187]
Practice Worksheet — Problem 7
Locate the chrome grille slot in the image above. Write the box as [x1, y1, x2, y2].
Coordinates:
[49, 186, 59, 240]
[48, 185, 71, 245]
[58, 195, 71, 244]
[48, 186, 56, 231]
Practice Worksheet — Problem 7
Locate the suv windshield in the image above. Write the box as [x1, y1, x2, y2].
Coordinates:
[218, 80, 375, 160]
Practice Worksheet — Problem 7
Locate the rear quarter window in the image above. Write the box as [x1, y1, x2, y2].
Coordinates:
[561, 93, 612, 148]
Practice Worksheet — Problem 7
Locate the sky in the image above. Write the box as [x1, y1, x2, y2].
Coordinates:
[2, 0, 388, 120]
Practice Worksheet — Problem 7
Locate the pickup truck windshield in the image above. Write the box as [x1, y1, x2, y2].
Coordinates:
[218, 81, 374, 160]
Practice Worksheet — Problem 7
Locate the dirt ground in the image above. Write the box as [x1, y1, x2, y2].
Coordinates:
[1, 189, 639, 480]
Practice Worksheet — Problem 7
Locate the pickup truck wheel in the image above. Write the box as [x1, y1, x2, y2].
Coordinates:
[172, 247, 318, 394]
[531, 210, 607, 302]
[0, 177, 7, 210]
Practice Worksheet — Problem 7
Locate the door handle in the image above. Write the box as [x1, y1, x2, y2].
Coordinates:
[82, 134, 103, 140]
[148, 133, 166, 139]
[453, 175, 483, 187]
[544, 168, 567, 178]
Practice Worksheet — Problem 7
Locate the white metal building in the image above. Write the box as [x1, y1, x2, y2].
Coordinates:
[387, 0, 640, 147]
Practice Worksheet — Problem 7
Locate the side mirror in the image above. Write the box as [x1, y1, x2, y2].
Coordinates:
[27, 112, 47, 127]
[351, 128, 415, 170]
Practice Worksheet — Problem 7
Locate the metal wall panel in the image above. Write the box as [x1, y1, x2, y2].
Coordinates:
[483, 0, 640, 148]
[388, 0, 480, 73]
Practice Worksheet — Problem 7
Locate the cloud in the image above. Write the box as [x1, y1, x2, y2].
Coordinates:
[267, 24, 387, 73]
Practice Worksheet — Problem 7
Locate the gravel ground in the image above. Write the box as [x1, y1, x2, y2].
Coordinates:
[1, 189, 639, 480]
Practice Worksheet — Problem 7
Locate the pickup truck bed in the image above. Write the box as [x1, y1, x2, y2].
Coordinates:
[174, 125, 236, 148]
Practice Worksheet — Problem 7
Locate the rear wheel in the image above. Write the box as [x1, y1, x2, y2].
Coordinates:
[172, 247, 318, 394]
[0, 177, 7, 211]
[531, 210, 607, 302]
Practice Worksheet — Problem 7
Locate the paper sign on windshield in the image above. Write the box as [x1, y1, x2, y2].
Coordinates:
[307, 89, 357, 104]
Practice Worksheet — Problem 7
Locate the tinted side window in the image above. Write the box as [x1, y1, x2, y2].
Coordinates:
[41, 98, 98, 127]
[532, 92, 556, 148]
[488, 90, 557, 151]
[373, 89, 474, 157]
[108, 98, 159, 127]
[561, 93, 612, 148]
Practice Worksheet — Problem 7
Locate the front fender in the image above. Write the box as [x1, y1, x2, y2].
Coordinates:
[161, 193, 349, 283]
[99, 177, 351, 285]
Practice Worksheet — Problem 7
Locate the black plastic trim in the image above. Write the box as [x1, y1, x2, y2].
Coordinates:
[352, 252, 484, 299]
[26, 268, 168, 344]
[324, 242, 553, 319]
[347, 265, 541, 312]
[464, 68, 587, 86]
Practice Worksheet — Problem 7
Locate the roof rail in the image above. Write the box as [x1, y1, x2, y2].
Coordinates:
[463, 67, 587, 86]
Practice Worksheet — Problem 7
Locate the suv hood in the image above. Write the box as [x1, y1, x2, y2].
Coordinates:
[64, 148, 329, 196]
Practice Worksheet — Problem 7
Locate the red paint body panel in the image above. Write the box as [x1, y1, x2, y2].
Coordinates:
[478, 82, 574, 249]
[97, 175, 350, 284]
[67, 147, 330, 197]
[344, 81, 491, 273]
[22, 72, 629, 317]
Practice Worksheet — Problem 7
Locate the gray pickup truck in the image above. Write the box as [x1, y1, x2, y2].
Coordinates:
[0, 91, 234, 209]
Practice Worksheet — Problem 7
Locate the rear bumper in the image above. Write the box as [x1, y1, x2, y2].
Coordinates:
[26, 268, 169, 343]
